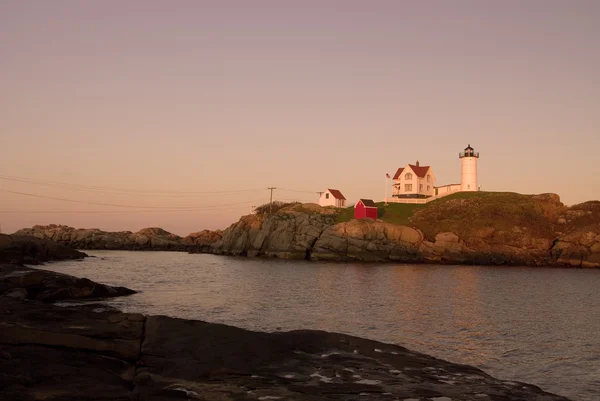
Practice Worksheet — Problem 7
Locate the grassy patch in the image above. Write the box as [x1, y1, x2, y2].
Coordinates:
[375, 202, 426, 225]
[326, 192, 566, 240]
[334, 207, 355, 223]
[411, 191, 564, 240]
[333, 202, 425, 225]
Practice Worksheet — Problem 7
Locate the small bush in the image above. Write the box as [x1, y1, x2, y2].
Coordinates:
[253, 201, 300, 215]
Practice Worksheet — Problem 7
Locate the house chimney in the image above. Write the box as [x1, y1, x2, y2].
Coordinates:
[416, 160, 420, 167]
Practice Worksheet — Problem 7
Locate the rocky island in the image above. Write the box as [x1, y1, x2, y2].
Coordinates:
[213, 192, 600, 267]
[11, 192, 600, 268]
[1, 259, 571, 400]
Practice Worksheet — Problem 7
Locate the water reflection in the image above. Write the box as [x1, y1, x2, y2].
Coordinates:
[41, 251, 600, 401]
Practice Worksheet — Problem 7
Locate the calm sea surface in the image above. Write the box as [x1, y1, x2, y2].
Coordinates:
[41, 251, 599, 401]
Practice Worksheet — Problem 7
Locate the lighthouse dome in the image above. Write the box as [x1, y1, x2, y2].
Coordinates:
[459, 144, 479, 158]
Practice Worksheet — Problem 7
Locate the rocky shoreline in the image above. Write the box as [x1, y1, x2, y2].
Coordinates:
[0, 262, 571, 400]
[10, 193, 600, 268]
[12, 226, 220, 253]
[210, 194, 600, 268]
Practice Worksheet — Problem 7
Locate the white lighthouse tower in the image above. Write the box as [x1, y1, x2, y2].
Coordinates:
[459, 144, 479, 191]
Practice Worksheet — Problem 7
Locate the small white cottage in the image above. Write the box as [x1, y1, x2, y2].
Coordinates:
[318, 189, 346, 207]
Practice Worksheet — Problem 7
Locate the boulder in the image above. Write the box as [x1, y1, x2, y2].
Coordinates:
[312, 220, 423, 262]
[214, 213, 335, 259]
[550, 227, 600, 268]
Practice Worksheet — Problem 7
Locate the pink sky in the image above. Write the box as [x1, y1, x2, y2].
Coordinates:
[1, 1, 599, 235]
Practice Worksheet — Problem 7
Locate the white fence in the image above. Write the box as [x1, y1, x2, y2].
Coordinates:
[385, 188, 463, 204]
[385, 197, 431, 204]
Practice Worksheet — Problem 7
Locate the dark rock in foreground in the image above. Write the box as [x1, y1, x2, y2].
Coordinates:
[0, 233, 87, 264]
[0, 298, 569, 400]
[0, 264, 569, 400]
[0, 264, 136, 302]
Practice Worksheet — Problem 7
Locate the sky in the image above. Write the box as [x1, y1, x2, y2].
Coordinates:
[1, 0, 599, 235]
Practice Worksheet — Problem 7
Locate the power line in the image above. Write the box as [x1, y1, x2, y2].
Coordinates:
[275, 198, 314, 202]
[0, 205, 259, 214]
[0, 198, 266, 214]
[0, 175, 264, 195]
[278, 187, 318, 194]
[0, 189, 263, 210]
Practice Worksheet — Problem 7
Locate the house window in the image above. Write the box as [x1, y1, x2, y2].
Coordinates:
[405, 173, 413, 180]
[427, 175, 430, 182]
[405, 184, 412, 191]
[420, 184, 423, 192]
[326, 193, 329, 199]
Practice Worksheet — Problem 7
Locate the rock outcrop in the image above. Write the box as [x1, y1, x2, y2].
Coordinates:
[213, 213, 336, 259]
[0, 295, 569, 400]
[311, 219, 424, 262]
[0, 263, 136, 302]
[13, 224, 221, 252]
[550, 201, 600, 267]
[0, 234, 86, 264]
[183, 229, 223, 245]
[211, 193, 600, 267]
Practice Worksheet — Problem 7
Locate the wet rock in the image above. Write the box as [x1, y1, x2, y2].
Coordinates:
[0, 264, 136, 302]
[5, 288, 27, 300]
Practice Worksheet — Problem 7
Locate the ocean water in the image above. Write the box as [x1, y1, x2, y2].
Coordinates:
[42, 251, 600, 401]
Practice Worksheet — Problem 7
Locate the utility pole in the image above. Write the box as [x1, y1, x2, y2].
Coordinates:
[267, 187, 276, 213]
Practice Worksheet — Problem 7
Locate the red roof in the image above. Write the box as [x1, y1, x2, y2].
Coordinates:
[408, 164, 430, 178]
[392, 168, 404, 180]
[393, 165, 430, 179]
[358, 199, 377, 207]
[327, 189, 346, 200]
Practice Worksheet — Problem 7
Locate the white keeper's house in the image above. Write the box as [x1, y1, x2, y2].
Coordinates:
[387, 144, 480, 204]
[318, 189, 347, 208]
[391, 161, 436, 199]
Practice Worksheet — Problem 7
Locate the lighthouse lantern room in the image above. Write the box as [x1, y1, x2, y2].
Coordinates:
[459, 144, 479, 191]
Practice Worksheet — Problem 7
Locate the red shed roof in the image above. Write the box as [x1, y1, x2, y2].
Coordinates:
[327, 189, 346, 200]
[358, 199, 377, 208]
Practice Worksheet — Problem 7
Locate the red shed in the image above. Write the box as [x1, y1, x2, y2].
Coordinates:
[354, 199, 378, 219]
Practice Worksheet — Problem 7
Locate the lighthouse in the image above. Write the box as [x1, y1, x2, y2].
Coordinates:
[459, 144, 479, 191]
